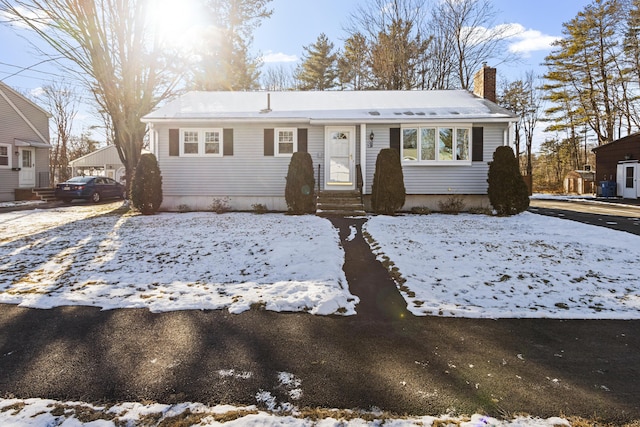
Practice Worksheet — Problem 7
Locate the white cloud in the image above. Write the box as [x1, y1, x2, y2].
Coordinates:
[261, 51, 298, 63]
[505, 23, 561, 56]
[29, 87, 45, 98]
[460, 22, 560, 57]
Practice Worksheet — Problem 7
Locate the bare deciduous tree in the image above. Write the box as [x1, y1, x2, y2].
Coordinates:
[430, 0, 520, 89]
[261, 64, 296, 91]
[342, 0, 518, 91]
[344, 0, 431, 90]
[35, 82, 77, 184]
[0, 0, 182, 190]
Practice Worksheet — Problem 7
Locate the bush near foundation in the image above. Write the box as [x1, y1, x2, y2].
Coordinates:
[131, 153, 163, 215]
[487, 146, 529, 216]
[285, 152, 315, 214]
[371, 148, 405, 215]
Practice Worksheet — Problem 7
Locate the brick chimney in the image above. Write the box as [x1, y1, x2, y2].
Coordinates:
[473, 63, 496, 103]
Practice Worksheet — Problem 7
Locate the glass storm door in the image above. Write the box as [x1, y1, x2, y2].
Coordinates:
[325, 127, 355, 189]
[18, 148, 36, 187]
[623, 164, 637, 199]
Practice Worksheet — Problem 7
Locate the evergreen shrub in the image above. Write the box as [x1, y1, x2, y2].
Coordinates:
[371, 148, 406, 214]
[285, 152, 315, 214]
[487, 146, 530, 216]
[131, 153, 163, 215]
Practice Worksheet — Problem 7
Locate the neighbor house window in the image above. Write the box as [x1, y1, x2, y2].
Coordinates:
[180, 128, 223, 156]
[0, 144, 10, 168]
[401, 125, 471, 163]
[275, 128, 297, 156]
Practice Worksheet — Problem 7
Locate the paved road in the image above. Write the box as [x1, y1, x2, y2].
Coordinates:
[529, 199, 640, 235]
[1, 202, 639, 423]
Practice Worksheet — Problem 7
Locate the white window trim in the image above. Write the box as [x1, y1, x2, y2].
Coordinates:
[0, 143, 11, 169]
[275, 128, 297, 157]
[179, 128, 223, 157]
[401, 123, 472, 166]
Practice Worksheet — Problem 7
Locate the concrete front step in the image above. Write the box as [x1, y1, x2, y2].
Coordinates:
[316, 190, 365, 217]
[316, 209, 367, 217]
[33, 188, 57, 202]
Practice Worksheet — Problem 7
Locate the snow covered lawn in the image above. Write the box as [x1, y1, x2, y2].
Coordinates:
[365, 212, 640, 319]
[0, 204, 357, 315]
[2, 203, 640, 319]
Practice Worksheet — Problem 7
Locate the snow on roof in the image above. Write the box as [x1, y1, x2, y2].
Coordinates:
[142, 90, 517, 123]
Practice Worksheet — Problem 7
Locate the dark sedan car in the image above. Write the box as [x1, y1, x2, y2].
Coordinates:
[55, 176, 125, 203]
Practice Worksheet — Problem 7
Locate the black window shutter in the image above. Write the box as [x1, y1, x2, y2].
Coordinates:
[297, 128, 308, 153]
[390, 128, 400, 152]
[264, 128, 274, 156]
[472, 127, 484, 162]
[223, 129, 233, 156]
[169, 129, 179, 156]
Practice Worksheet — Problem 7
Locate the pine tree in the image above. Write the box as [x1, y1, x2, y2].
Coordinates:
[191, 0, 272, 90]
[369, 18, 429, 90]
[337, 32, 370, 90]
[487, 146, 529, 216]
[131, 153, 163, 215]
[371, 148, 405, 215]
[296, 33, 338, 91]
[542, 0, 627, 146]
[285, 152, 315, 214]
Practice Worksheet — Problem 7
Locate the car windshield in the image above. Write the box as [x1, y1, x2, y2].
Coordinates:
[66, 176, 93, 184]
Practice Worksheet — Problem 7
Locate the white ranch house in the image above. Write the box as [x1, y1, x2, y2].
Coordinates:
[142, 67, 518, 212]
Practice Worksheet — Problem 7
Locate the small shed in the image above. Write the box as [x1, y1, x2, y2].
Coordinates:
[592, 133, 640, 199]
[563, 170, 596, 195]
[69, 145, 126, 183]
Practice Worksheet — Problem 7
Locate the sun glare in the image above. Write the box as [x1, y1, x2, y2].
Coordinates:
[149, 0, 207, 50]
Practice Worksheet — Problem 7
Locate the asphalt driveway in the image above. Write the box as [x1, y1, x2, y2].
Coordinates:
[0, 211, 639, 424]
[529, 198, 640, 235]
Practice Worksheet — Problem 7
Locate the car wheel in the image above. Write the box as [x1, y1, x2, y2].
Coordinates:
[62, 198, 73, 204]
[91, 192, 101, 203]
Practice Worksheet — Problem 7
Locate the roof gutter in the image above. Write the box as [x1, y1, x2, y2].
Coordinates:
[142, 116, 518, 125]
[141, 117, 312, 124]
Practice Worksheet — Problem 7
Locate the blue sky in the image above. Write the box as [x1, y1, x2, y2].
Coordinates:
[253, 0, 591, 80]
[0, 0, 592, 140]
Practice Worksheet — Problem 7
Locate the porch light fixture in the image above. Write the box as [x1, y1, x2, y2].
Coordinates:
[14, 150, 19, 156]
[368, 131, 374, 148]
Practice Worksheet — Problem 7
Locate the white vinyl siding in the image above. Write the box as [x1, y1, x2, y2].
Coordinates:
[0, 83, 50, 200]
[157, 123, 324, 198]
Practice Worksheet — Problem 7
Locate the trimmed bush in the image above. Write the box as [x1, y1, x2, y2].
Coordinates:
[131, 153, 163, 215]
[487, 146, 530, 216]
[371, 148, 406, 214]
[285, 152, 315, 214]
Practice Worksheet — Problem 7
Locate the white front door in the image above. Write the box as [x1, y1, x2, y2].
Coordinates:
[325, 126, 355, 190]
[18, 148, 36, 187]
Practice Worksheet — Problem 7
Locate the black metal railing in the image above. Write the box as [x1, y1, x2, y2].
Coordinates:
[356, 164, 363, 203]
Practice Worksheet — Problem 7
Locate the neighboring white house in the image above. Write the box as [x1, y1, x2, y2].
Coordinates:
[141, 66, 518, 212]
[0, 81, 51, 202]
[69, 145, 127, 183]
